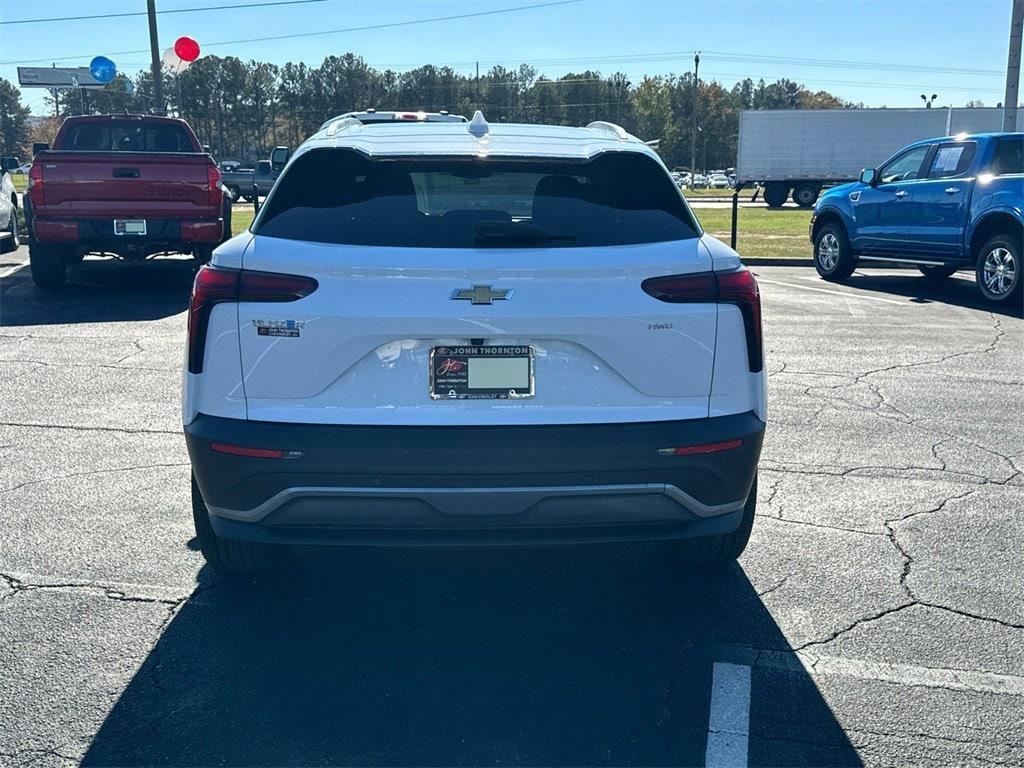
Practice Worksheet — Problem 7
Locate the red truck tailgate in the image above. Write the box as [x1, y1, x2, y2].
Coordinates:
[35, 151, 218, 219]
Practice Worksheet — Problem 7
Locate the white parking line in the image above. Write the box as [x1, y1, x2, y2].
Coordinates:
[705, 662, 751, 768]
[0, 256, 28, 280]
[757, 278, 908, 306]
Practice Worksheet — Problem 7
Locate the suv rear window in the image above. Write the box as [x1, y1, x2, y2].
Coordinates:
[255, 149, 699, 248]
[61, 122, 195, 152]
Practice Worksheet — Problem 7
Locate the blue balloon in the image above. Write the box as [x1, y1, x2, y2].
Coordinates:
[89, 56, 117, 84]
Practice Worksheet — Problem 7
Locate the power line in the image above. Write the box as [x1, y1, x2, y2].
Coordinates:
[0, 0, 329, 26]
[0, 0, 583, 65]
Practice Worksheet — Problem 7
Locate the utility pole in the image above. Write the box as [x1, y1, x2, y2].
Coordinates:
[147, 0, 164, 114]
[475, 61, 480, 105]
[690, 51, 700, 175]
[1004, 0, 1023, 131]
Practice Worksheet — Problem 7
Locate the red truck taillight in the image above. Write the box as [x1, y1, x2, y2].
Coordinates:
[207, 165, 224, 206]
[641, 269, 763, 372]
[28, 163, 44, 207]
[187, 265, 318, 374]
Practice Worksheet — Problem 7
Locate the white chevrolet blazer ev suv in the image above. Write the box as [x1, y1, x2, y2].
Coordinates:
[182, 112, 766, 573]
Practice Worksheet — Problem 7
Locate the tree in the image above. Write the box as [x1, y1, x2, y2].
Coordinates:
[0, 78, 31, 159]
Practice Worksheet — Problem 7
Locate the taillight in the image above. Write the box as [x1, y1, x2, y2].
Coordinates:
[187, 266, 318, 374]
[28, 163, 44, 207]
[207, 165, 223, 206]
[641, 269, 763, 372]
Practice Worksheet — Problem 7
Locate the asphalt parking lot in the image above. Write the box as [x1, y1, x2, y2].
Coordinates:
[1, 248, 1021, 767]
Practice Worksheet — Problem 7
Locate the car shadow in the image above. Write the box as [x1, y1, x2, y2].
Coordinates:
[81, 546, 859, 767]
[845, 270, 1022, 317]
[0, 254, 194, 327]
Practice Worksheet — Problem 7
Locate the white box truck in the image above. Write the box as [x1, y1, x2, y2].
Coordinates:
[735, 107, 1022, 208]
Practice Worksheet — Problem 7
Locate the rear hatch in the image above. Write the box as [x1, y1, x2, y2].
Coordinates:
[235, 148, 717, 426]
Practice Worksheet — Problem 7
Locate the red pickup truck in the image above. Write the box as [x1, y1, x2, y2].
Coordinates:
[25, 114, 230, 288]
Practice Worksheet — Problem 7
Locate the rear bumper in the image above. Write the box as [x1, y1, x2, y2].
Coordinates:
[30, 216, 222, 245]
[185, 412, 764, 546]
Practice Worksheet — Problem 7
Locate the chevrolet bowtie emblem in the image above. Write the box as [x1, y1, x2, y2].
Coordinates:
[450, 285, 512, 305]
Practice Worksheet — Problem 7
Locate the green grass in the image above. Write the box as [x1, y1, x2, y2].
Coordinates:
[232, 204, 811, 259]
[695, 206, 812, 260]
[11, 175, 27, 193]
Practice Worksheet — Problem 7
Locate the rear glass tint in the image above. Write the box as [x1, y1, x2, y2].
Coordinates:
[62, 122, 195, 152]
[989, 136, 1023, 176]
[255, 149, 699, 248]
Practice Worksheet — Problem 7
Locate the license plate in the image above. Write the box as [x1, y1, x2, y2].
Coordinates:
[114, 219, 146, 235]
[430, 346, 534, 400]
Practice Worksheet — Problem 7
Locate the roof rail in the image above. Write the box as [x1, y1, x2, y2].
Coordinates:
[322, 116, 364, 136]
[585, 121, 630, 140]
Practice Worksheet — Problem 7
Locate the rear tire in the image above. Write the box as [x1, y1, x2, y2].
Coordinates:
[681, 475, 757, 564]
[793, 184, 820, 208]
[813, 222, 857, 282]
[975, 233, 1022, 307]
[191, 474, 271, 574]
[29, 244, 67, 288]
[193, 245, 214, 265]
[0, 207, 18, 254]
[918, 265, 958, 279]
[763, 182, 789, 209]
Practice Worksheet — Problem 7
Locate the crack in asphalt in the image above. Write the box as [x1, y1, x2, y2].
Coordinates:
[0, 462, 190, 495]
[0, 420, 180, 435]
[3, 357, 178, 373]
[0, 572, 188, 608]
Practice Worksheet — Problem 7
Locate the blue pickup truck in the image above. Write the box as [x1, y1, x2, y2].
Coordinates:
[810, 132, 1023, 306]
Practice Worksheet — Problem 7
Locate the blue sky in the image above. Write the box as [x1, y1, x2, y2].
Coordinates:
[0, 0, 1013, 116]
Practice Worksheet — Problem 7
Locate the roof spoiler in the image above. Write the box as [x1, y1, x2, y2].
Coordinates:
[585, 121, 630, 140]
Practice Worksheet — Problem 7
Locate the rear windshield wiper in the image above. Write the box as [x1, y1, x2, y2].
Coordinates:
[474, 221, 576, 244]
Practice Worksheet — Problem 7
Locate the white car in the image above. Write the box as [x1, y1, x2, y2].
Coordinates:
[708, 173, 732, 189]
[690, 173, 708, 189]
[0, 158, 19, 254]
[183, 113, 766, 572]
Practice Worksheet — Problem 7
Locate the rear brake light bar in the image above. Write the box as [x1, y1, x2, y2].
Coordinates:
[207, 165, 224, 207]
[187, 266, 318, 374]
[641, 269, 763, 372]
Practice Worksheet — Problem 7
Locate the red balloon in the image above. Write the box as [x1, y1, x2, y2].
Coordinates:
[174, 36, 200, 62]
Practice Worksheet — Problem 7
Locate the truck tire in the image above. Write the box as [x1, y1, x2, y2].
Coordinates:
[226, 185, 241, 202]
[793, 184, 820, 208]
[763, 182, 789, 209]
[679, 475, 757, 565]
[975, 233, 1022, 306]
[918, 265, 958, 279]
[193, 245, 215, 265]
[0, 207, 18, 254]
[29, 244, 67, 288]
[813, 222, 857, 282]
[191, 474, 271, 574]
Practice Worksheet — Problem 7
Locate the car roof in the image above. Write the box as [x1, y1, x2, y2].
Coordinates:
[300, 113, 656, 162]
[904, 131, 1023, 149]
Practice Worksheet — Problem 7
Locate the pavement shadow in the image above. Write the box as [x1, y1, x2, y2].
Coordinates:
[81, 546, 859, 766]
[845, 270, 1022, 317]
[0, 255, 194, 327]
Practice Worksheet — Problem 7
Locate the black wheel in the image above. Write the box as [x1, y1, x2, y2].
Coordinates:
[975, 233, 1022, 306]
[813, 222, 857, 282]
[680, 475, 758, 564]
[793, 184, 820, 208]
[918, 265, 958, 280]
[763, 182, 789, 209]
[0, 207, 18, 254]
[28, 243, 67, 288]
[191, 474, 271, 574]
[226, 185, 241, 202]
[193, 245, 215, 265]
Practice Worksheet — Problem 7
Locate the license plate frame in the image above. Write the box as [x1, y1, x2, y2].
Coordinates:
[114, 219, 147, 236]
[430, 345, 535, 400]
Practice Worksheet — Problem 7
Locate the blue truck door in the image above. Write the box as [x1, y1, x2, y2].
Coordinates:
[851, 144, 931, 255]
[909, 141, 978, 260]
